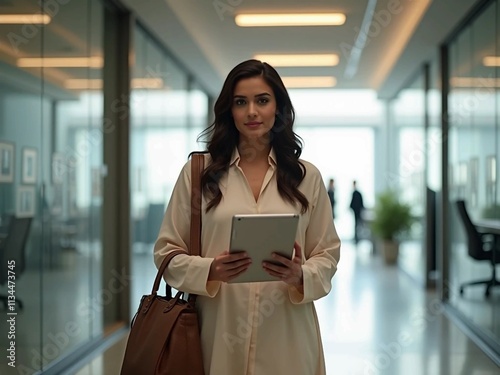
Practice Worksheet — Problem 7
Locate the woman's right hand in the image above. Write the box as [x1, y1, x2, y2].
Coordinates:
[208, 251, 252, 282]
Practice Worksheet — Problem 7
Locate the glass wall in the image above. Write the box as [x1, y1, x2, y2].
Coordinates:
[427, 58, 442, 286]
[0, 3, 211, 372]
[447, 0, 500, 354]
[389, 75, 427, 285]
[0, 0, 109, 373]
[130, 25, 209, 312]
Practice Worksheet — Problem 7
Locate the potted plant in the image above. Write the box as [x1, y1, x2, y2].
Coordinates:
[371, 190, 413, 264]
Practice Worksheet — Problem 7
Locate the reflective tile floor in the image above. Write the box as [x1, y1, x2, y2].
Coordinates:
[71, 241, 500, 375]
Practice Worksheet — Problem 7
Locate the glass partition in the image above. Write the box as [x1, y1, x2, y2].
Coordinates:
[427, 58, 442, 285]
[0, 0, 106, 373]
[447, 0, 500, 352]
[389, 75, 427, 285]
[0, 12, 44, 372]
[130, 25, 203, 314]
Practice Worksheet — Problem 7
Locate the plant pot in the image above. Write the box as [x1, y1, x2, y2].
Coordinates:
[381, 240, 399, 265]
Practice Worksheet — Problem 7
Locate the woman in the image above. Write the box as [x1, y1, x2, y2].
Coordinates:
[154, 59, 341, 375]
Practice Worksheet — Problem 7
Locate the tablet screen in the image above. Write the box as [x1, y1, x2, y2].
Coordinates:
[229, 213, 299, 283]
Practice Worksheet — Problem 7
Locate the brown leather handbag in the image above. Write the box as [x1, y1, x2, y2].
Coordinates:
[121, 153, 205, 375]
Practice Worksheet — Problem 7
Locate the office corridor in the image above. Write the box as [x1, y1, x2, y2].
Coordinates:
[68, 241, 499, 375]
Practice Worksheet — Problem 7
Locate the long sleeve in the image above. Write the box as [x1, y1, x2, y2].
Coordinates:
[289, 162, 341, 304]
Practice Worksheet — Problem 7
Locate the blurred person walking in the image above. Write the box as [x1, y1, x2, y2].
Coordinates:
[327, 178, 335, 219]
[349, 180, 364, 244]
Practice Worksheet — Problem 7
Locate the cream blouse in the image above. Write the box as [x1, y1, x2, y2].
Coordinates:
[154, 148, 341, 375]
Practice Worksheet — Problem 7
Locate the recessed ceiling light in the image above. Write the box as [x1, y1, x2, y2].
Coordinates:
[235, 13, 346, 27]
[0, 14, 51, 24]
[483, 56, 500, 67]
[17, 57, 104, 68]
[64, 79, 103, 90]
[450, 77, 500, 88]
[254, 54, 339, 67]
[65, 78, 164, 90]
[282, 76, 336, 88]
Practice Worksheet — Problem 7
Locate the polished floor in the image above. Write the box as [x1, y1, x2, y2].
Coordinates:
[71, 241, 500, 375]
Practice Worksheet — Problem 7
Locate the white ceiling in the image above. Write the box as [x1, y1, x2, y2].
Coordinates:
[122, 0, 483, 99]
[0, 0, 486, 99]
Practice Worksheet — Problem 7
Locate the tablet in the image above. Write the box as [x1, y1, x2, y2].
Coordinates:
[229, 213, 299, 283]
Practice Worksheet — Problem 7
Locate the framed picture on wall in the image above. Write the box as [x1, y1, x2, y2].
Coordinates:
[469, 157, 478, 208]
[91, 167, 102, 197]
[52, 184, 63, 215]
[52, 153, 65, 184]
[22, 147, 38, 184]
[448, 164, 454, 190]
[16, 185, 36, 218]
[486, 155, 496, 206]
[0, 141, 14, 183]
[457, 162, 468, 199]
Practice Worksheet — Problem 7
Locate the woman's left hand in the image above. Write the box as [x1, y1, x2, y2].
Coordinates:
[262, 241, 303, 289]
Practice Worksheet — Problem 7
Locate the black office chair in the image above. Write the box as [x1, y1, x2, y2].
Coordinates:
[0, 217, 32, 309]
[455, 200, 500, 297]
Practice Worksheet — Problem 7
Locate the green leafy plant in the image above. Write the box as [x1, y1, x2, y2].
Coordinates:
[371, 190, 413, 241]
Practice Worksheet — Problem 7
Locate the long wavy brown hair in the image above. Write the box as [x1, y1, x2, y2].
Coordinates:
[198, 59, 309, 213]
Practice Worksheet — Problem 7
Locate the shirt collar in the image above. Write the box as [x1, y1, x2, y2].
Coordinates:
[230, 147, 277, 167]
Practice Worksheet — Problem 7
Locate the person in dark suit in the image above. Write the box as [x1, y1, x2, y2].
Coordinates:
[349, 180, 364, 244]
[327, 178, 335, 219]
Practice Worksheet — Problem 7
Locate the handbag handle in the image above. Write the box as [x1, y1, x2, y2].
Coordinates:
[153, 249, 187, 295]
[153, 153, 205, 300]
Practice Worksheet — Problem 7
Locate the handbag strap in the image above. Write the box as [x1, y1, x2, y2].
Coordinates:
[153, 153, 205, 301]
[190, 153, 204, 257]
[187, 152, 204, 304]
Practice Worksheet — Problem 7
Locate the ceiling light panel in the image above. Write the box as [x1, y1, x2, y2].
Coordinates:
[450, 77, 500, 88]
[65, 79, 103, 90]
[483, 56, 500, 67]
[17, 57, 103, 68]
[282, 76, 337, 88]
[253, 54, 339, 67]
[0, 14, 51, 24]
[65, 78, 164, 90]
[235, 13, 346, 27]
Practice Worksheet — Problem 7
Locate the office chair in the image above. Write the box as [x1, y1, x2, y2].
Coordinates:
[0, 217, 32, 309]
[455, 200, 500, 297]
